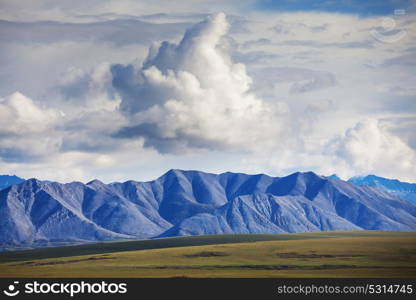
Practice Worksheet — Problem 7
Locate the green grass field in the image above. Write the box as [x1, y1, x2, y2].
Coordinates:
[1, 231, 415, 278]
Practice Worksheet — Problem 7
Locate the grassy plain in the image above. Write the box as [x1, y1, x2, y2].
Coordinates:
[1, 231, 415, 278]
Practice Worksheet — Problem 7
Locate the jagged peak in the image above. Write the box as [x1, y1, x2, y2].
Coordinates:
[284, 171, 326, 181]
[162, 168, 186, 176]
[25, 178, 43, 184]
[86, 179, 105, 186]
[160, 168, 219, 180]
[13, 178, 45, 191]
[119, 179, 139, 185]
[362, 174, 402, 183]
[327, 174, 341, 180]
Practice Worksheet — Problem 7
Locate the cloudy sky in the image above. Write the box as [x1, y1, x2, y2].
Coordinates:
[0, 0, 415, 183]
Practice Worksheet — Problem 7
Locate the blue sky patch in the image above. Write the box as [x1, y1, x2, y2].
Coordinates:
[255, 0, 413, 16]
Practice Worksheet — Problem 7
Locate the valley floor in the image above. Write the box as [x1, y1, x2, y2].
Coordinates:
[1, 231, 415, 278]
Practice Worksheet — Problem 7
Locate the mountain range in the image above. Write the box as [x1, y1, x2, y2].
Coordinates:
[0, 170, 415, 250]
[348, 175, 416, 204]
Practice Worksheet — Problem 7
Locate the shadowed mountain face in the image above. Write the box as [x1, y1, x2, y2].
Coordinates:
[0, 175, 24, 191]
[1, 170, 415, 250]
[348, 175, 416, 205]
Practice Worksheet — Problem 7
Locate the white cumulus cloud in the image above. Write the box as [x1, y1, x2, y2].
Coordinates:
[0, 8, 415, 183]
[112, 12, 285, 153]
[330, 119, 416, 180]
[0, 92, 62, 162]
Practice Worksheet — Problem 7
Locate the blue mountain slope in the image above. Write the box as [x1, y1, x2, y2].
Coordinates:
[348, 175, 416, 204]
[1, 170, 415, 250]
[0, 175, 24, 191]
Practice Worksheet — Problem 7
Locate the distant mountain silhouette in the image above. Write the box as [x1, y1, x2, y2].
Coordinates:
[0, 175, 24, 191]
[348, 175, 416, 204]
